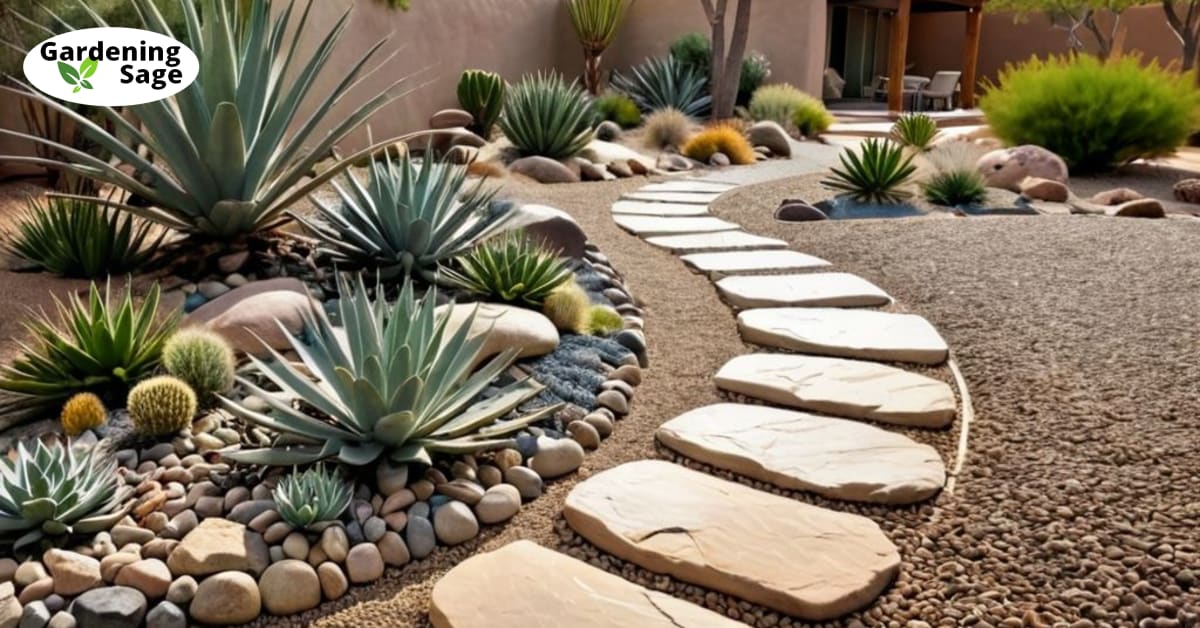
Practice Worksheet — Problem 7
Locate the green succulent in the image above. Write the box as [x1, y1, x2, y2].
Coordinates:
[0, 439, 131, 552]
[218, 273, 562, 467]
[921, 169, 988, 207]
[0, 281, 179, 422]
[442, 231, 573, 307]
[892, 113, 939, 151]
[273, 466, 352, 530]
[611, 55, 712, 118]
[162, 328, 235, 405]
[0, 0, 417, 239]
[499, 72, 596, 159]
[294, 150, 511, 283]
[3, 194, 164, 279]
[457, 69, 506, 138]
[822, 138, 917, 204]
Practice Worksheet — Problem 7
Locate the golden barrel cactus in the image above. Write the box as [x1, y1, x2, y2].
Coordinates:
[127, 376, 197, 437]
[60, 393, 107, 436]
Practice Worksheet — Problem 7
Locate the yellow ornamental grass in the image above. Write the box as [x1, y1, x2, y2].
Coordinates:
[683, 124, 757, 165]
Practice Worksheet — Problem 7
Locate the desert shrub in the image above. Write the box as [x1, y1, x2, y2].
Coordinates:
[457, 69, 506, 138]
[892, 113, 939, 151]
[499, 72, 596, 159]
[542, 282, 592, 333]
[642, 108, 692, 149]
[611, 55, 711, 117]
[682, 124, 756, 165]
[738, 52, 771, 106]
[162, 329, 235, 406]
[585, 305, 623, 336]
[595, 93, 642, 128]
[749, 84, 832, 137]
[792, 98, 835, 138]
[822, 138, 917, 204]
[980, 53, 1200, 172]
[919, 140, 988, 206]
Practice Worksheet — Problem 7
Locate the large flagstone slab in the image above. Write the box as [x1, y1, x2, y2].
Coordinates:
[637, 181, 736, 194]
[656, 403, 945, 504]
[611, 200, 711, 216]
[738, 308, 949, 364]
[622, 191, 723, 204]
[614, 215, 740, 237]
[681, 250, 831, 274]
[716, 273, 892, 309]
[430, 541, 745, 628]
[564, 460, 900, 621]
[645, 231, 787, 254]
[715, 353, 955, 428]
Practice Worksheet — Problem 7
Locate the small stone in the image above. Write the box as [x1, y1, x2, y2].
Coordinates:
[99, 553, 138, 584]
[14, 563, 47, 587]
[748, 120, 793, 155]
[1091, 187, 1143, 205]
[1019, 176, 1070, 202]
[596, 389, 629, 415]
[1109, 198, 1165, 218]
[510, 156, 580, 184]
[197, 281, 230, 300]
[376, 532, 410, 567]
[383, 511, 408, 532]
[225, 500, 276, 524]
[0, 583, 19, 628]
[258, 560, 321, 616]
[474, 484, 522, 525]
[437, 480, 485, 506]
[162, 510, 198, 541]
[318, 526, 349, 563]
[493, 449, 523, 472]
[165, 576, 196, 605]
[709, 152, 731, 166]
[529, 437, 585, 479]
[433, 502, 479, 546]
[17, 578, 53, 605]
[110, 525, 154, 547]
[363, 518, 387, 544]
[43, 550, 101, 597]
[282, 533, 309, 561]
[114, 559, 171, 599]
[144, 601, 186, 628]
[595, 120, 621, 142]
[140, 540, 177, 562]
[583, 413, 614, 438]
[262, 521, 292, 545]
[166, 518, 270, 577]
[345, 544, 384, 584]
[39, 597, 61, 614]
[222, 487, 250, 513]
[405, 517, 436, 560]
[188, 571, 260, 625]
[316, 563, 348, 601]
[566, 420, 601, 450]
[775, 201, 829, 222]
[476, 465, 502, 488]
[18, 600, 49, 628]
[223, 273, 248, 288]
[380, 489, 416, 515]
[504, 466, 543, 500]
[611, 364, 641, 386]
[45, 613, 73, 628]
[0, 559, 17, 583]
[68, 586, 147, 628]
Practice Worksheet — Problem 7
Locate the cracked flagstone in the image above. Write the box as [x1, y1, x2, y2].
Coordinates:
[611, 200, 711, 216]
[716, 272, 892, 309]
[645, 231, 787, 254]
[738, 307, 949, 364]
[614, 215, 740, 237]
[680, 250, 831, 275]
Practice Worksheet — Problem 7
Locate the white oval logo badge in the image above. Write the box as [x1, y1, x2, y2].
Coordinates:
[22, 27, 199, 106]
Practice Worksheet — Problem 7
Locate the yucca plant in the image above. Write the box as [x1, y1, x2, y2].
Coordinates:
[442, 231, 574, 307]
[822, 138, 917, 204]
[612, 55, 711, 117]
[0, 282, 179, 421]
[891, 113, 939, 151]
[273, 466, 352, 530]
[0, 0, 418, 239]
[922, 170, 988, 206]
[499, 72, 597, 159]
[457, 69, 506, 138]
[567, 0, 632, 95]
[218, 274, 562, 467]
[0, 439, 132, 552]
[4, 194, 164, 279]
[294, 150, 511, 282]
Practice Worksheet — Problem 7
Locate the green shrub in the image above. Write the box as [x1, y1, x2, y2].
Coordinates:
[595, 93, 642, 128]
[443, 231, 574, 307]
[922, 170, 987, 206]
[670, 32, 712, 80]
[273, 467, 352, 531]
[612, 56, 711, 117]
[980, 53, 1200, 172]
[738, 52, 771, 106]
[162, 329, 235, 406]
[792, 98, 835, 138]
[822, 138, 917, 204]
[542, 282, 591, 333]
[3, 195, 163, 279]
[457, 69, 506, 138]
[749, 84, 832, 137]
[892, 113, 939, 151]
[586, 305, 623, 336]
[499, 72, 596, 159]
[127, 376, 197, 437]
[643, 107, 692, 149]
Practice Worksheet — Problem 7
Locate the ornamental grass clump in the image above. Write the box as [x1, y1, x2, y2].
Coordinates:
[682, 124, 757, 165]
[541, 282, 591, 333]
[273, 466, 352, 530]
[499, 72, 597, 159]
[612, 55, 712, 117]
[642, 107, 692, 150]
[749, 84, 832, 137]
[892, 112, 939, 151]
[822, 138, 917, 204]
[919, 141, 988, 206]
[443, 231, 573, 307]
[162, 329, 235, 406]
[980, 52, 1200, 173]
[219, 274, 562, 467]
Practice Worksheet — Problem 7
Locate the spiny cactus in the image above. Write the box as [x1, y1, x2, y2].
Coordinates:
[457, 69, 506, 138]
[127, 376, 197, 437]
[585, 305, 624, 336]
[542, 283, 591, 334]
[162, 328, 235, 405]
[60, 393, 107, 437]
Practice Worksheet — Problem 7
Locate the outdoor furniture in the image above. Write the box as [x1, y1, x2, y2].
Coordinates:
[873, 75, 929, 110]
[823, 68, 846, 100]
[918, 71, 962, 111]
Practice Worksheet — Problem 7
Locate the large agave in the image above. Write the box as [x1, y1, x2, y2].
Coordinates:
[0, 0, 418, 239]
[457, 69, 506, 138]
[499, 72, 596, 159]
[219, 273, 561, 467]
[294, 150, 511, 282]
[611, 55, 712, 118]
[0, 439, 132, 552]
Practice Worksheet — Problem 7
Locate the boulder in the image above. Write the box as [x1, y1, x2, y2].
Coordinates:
[509, 156, 579, 184]
[67, 586, 146, 628]
[166, 519, 270, 578]
[747, 120, 792, 158]
[578, 140, 655, 172]
[501, 203, 587, 258]
[188, 571, 260, 625]
[1173, 178, 1200, 204]
[184, 278, 318, 358]
[1108, 198, 1165, 218]
[976, 145, 1068, 191]
[775, 201, 828, 222]
[1018, 177, 1069, 202]
[595, 120, 621, 142]
[429, 109, 474, 129]
[435, 302, 558, 368]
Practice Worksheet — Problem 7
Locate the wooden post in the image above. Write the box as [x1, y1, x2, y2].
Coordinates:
[887, 0, 913, 113]
[961, 6, 983, 108]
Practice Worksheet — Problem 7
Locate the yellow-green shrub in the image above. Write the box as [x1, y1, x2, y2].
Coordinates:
[682, 124, 756, 165]
[542, 283, 591, 333]
[749, 84, 833, 137]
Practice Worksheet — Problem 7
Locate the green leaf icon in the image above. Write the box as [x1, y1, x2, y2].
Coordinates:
[58, 61, 79, 86]
[72, 85, 81, 93]
[79, 58, 97, 79]
[80, 79, 92, 90]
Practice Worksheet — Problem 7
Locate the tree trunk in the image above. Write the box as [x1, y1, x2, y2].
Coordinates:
[584, 52, 602, 95]
[708, 0, 728, 120]
[704, 0, 751, 120]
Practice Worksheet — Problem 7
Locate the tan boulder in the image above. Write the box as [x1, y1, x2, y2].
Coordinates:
[1019, 176, 1069, 202]
[977, 145, 1069, 191]
[185, 278, 318, 357]
[435, 302, 558, 368]
[166, 518, 270, 577]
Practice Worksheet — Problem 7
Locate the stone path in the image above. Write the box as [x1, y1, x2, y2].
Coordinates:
[613, 215, 740, 237]
[680, 250, 831, 275]
[716, 272, 893, 309]
[611, 200, 711, 216]
[645, 231, 787, 254]
[737, 307, 949, 364]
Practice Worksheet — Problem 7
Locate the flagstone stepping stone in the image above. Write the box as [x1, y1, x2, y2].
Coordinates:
[564, 460, 900, 621]
[622, 191, 723, 204]
[716, 273, 892, 309]
[656, 403, 945, 504]
[681, 250, 831, 274]
[645, 231, 787, 254]
[429, 540, 745, 628]
[611, 200, 711, 216]
[613, 215, 740, 237]
[637, 181, 736, 194]
[714, 353, 955, 428]
[738, 308, 949, 365]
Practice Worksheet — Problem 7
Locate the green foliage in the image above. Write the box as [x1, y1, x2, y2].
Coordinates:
[749, 84, 831, 137]
[892, 113, 939, 151]
[642, 107, 692, 149]
[0, 439, 131, 552]
[219, 274, 561, 467]
[1, 0, 414, 238]
[922, 170, 988, 206]
[737, 52, 771, 107]
[791, 99, 835, 138]
[273, 466, 352, 530]
[499, 72, 597, 159]
[594, 93, 642, 128]
[542, 282, 591, 334]
[127, 375, 197, 437]
[162, 329, 235, 406]
[59, 393, 107, 437]
[443, 232, 573, 307]
[3, 194, 163, 279]
[296, 150, 509, 283]
[670, 33, 712, 79]
[567, 0, 632, 93]
[822, 138, 917, 204]
[457, 69, 506, 138]
[0, 282, 178, 420]
[981, 53, 1200, 172]
[612, 56, 712, 117]
[585, 305, 623, 336]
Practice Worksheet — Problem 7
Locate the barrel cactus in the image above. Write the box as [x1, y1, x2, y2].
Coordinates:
[59, 393, 107, 437]
[162, 329, 235, 405]
[457, 69, 506, 138]
[127, 376, 197, 437]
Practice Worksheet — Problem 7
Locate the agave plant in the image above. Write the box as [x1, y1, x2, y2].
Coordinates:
[892, 113, 940, 151]
[442, 231, 574, 307]
[457, 69, 506, 138]
[273, 466, 352, 530]
[0, 282, 179, 422]
[4, 194, 165, 278]
[218, 274, 562, 467]
[294, 150, 511, 282]
[567, 0, 632, 95]
[0, 439, 132, 552]
[611, 55, 712, 118]
[921, 169, 988, 206]
[499, 72, 596, 159]
[0, 0, 418, 239]
[822, 138, 917, 204]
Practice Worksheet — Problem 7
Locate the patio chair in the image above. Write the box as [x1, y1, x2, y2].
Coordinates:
[918, 71, 961, 111]
[873, 75, 930, 109]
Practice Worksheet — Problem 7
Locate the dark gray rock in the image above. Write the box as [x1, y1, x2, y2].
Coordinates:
[145, 601, 186, 628]
[68, 587, 147, 628]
